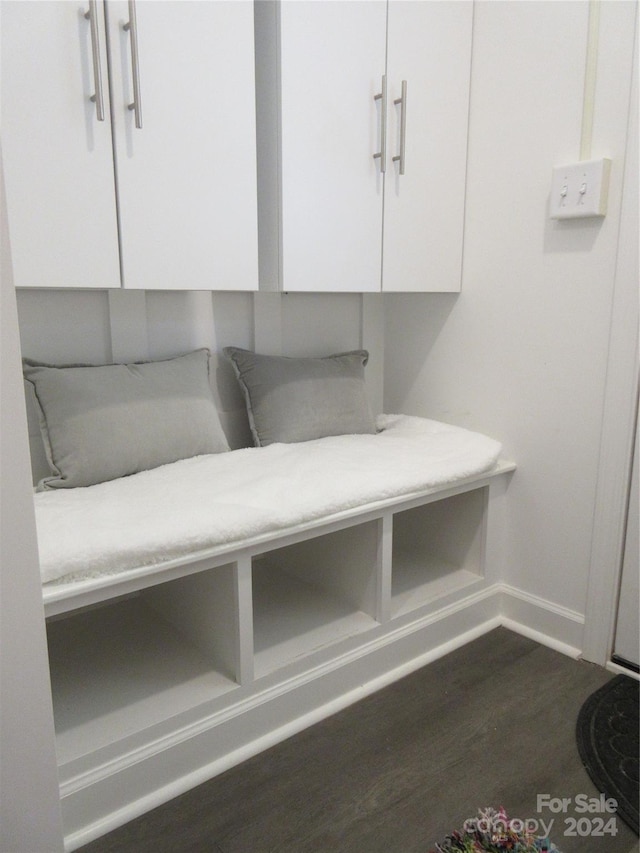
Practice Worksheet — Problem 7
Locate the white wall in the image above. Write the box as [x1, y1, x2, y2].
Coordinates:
[384, 1, 638, 630]
[0, 152, 64, 852]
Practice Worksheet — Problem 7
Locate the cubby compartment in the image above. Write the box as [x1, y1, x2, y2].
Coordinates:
[391, 487, 487, 617]
[251, 521, 382, 677]
[47, 564, 240, 766]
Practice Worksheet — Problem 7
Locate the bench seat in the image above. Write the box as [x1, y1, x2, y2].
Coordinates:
[38, 414, 504, 611]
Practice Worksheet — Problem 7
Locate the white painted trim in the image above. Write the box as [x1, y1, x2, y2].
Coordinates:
[252, 291, 283, 355]
[583, 9, 639, 665]
[499, 584, 584, 659]
[605, 660, 640, 681]
[361, 293, 384, 416]
[500, 621, 582, 661]
[107, 289, 149, 363]
[501, 583, 585, 626]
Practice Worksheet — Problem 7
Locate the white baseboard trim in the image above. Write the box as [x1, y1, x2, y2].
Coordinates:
[498, 583, 584, 658]
[606, 660, 640, 680]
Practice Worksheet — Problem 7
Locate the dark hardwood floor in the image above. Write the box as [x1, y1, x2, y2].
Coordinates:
[80, 628, 639, 853]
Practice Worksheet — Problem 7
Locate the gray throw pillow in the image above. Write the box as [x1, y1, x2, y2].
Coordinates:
[224, 347, 376, 447]
[24, 349, 229, 489]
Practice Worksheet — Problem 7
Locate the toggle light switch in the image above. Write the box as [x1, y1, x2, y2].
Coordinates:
[549, 157, 611, 219]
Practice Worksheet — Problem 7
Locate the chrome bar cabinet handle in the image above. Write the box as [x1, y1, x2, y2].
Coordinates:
[392, 80, 407, 175]
[373, 74, 387, 173]
[123, 0, 143, 128]
[84, 1, 105, 121]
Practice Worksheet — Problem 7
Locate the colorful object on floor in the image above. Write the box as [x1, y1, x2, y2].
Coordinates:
[431, 807, 561, 852]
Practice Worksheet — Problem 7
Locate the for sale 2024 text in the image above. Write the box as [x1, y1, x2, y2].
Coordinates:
[537, 794, 619, 838]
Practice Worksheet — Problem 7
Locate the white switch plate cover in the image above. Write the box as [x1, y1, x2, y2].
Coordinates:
[549, 157, 611, 219]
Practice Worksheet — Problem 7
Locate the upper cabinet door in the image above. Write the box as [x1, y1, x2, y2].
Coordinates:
[382, 1, 473, 292]
[276, 0, 387, 292]
[1, 1, 121, 289]
[258, 0, 472, 293]
[106, 1, 259, 291]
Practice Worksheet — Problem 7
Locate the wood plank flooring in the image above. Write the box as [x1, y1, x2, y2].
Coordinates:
[80, 628, 639, 853]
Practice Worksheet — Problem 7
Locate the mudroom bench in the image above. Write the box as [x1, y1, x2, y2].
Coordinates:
[25, 350, 515, 849]
[37, 424, 514, 849]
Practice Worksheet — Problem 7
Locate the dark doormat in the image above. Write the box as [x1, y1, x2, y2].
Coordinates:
[576, 674, 639, 834]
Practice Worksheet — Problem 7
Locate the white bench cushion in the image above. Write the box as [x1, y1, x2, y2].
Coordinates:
[36, 415, 502, 587]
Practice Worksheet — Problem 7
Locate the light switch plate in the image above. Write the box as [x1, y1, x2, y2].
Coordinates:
[549, 157, 611, 219]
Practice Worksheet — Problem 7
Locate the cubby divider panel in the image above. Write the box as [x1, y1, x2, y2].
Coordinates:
[391, 487, 487, 617]
[251, 520, 382, 677]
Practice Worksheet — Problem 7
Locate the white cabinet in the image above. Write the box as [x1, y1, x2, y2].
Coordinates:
[1, 1, 120, 290]
[1, 1, 259, 291]
[263, 0, 387, 293]
[256, 0, 473, 293]
[106, 1, 259, 290]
